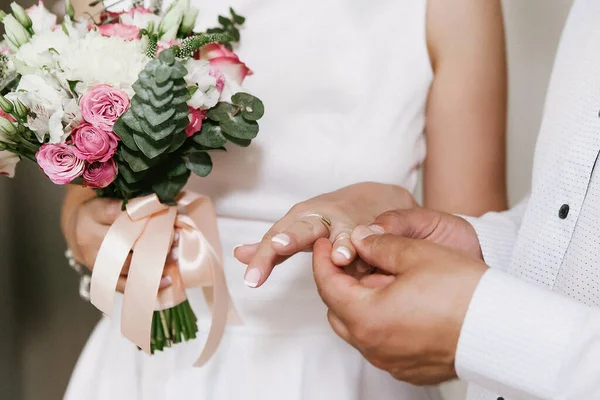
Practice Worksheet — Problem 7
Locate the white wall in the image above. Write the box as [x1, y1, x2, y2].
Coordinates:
[441, 0, 573, 398]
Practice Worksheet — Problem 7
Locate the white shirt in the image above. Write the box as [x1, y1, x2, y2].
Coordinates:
[456, 1, 600, 399]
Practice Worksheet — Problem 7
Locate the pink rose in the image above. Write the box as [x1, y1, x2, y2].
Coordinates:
[83, 159, 117, 189]
[36, 143, 84, 184]
[81, 84, 130, 131]
[71, 123, 119, 163]
[185, 107, 206, 137]
[199, 44, 253, 85]
[97, 23, 140, 41]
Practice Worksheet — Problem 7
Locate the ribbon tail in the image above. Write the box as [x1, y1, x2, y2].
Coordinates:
[121, 207, 178, 353]
[90, 212, 148, 316]
[194, 255, 231, 367]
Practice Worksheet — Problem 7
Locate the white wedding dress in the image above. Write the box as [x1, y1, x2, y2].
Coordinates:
[66, 1, 442, 399]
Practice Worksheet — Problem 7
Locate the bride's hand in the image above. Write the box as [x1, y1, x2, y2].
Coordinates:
[61, 187, 172, 293]
[234, 182, 416, 288]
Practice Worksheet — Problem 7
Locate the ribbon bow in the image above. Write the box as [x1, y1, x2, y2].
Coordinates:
[90, 191, 238, 366]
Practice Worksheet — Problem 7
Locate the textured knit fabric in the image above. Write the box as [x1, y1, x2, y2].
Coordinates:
[457, 1, 600, 399]
[65, 1, 443, 399]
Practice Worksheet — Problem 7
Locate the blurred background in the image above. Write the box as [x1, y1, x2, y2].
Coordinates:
[0, 0, 575, 399]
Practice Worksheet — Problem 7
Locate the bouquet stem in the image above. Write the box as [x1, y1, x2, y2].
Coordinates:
[150, 300, 198, 354]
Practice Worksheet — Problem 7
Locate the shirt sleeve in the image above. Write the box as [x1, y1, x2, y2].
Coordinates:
[455, 268, 600, 400]
[460, 195, 530, 271]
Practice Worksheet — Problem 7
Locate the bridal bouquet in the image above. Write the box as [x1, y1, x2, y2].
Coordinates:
[0, 0, 263, 363]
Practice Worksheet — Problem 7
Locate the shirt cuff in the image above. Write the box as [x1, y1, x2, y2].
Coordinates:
[460, 214, 518, 271]
[455, 269, 587, 399]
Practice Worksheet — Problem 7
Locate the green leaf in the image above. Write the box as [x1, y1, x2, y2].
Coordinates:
[220, 114, 259, 140]
[113, 118, 140, 150]
[206, 102, 238, 122]
[133, 132, 172, 159]
[231, 92, 264, 121]
[167, 160, 188, 177]
[119, 145, 160, 172]
[158, 48, 176, 66]
[152, 173, 189, 204]
[118, 161, 148, 183]
[188, 86, 199, 97]
[218, 15, 231, 26]
[170, 62, 188, 80]
[154, 64, 172, 84]
[233, 14, 245, 25]
[194, 121, 227, 147]
[139, 118, 178, 141]
[67, 79, 80, 95]
[166, 130, 187, 153]
[183, 151, 213, 177]
[231, 27, 240, 42]
[141, 103, 176, 126]
[222, 132, 251, 147]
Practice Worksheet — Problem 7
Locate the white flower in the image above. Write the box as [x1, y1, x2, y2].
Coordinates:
[14, 28, 72, 74]
[55, 31, 149, 96]
[120, 8, 161, 30]
[11, 73, 69, 143]
[26, 2, 58, 33]
[0, 151, 19, 177]
[185, 59, 220, 109]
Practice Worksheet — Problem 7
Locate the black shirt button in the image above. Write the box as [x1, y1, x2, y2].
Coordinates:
[559, 204, 570, 219]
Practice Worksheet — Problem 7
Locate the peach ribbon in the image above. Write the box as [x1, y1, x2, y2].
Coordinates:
[90, 191, 238, 366]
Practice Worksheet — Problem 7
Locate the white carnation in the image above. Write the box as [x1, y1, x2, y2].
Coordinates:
[14, 28, 72, 74]
[185, 59, 219, 109]
[55, 31, 150, 96]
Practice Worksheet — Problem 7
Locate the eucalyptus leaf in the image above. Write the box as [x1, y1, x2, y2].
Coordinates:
[119, 161, 148, 183]
[152, 173, 189, 204]
[206, 102, 238, 122]
[133, 132, 172, 159]
[220, 114, 259, 140]
[120, 145, 160, 172]
[141, 103, 176, 126]
[194, 121, 227, 147]
[183, 151, 213, 177]
[154, 64, 171, 84]
[166, 130, 187, 153]
[113, 118, 140, 150]
[222, 132, 251, 147]
[231, 92, 264, 121]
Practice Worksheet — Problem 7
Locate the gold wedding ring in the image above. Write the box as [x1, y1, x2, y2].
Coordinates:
[304, 213, 332, 235]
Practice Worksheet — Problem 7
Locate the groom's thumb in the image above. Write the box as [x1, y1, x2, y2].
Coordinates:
[351, 226, 420, 275]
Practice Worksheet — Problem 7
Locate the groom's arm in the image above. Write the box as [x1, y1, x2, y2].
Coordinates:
[456, 268, 600, 400]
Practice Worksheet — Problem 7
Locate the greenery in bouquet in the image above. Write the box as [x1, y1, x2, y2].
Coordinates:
[0, 0, 263, 353]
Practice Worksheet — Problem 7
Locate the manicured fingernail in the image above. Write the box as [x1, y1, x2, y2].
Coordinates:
[233, 245, 243, 255]
[159, 276, 172, 289]
[271, 233, 291, 247]
[353, 225, 385, 240]
[244, 267, 262, 288]
[336, 246, 351, 260]
[173, 231, 180, 242]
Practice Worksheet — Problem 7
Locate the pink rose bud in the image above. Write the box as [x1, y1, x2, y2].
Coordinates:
[97, 23, 141, 41]
[36, 143, 84, 185]
[185, 107, 206, 137]
[72, 122, 119, 163]
[80, 84, 131, 131]
[199, 43, 253, 85]
[83, 159, 117, 189]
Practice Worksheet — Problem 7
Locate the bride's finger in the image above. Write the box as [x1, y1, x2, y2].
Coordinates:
[244, 219, 293, 287]
[270, 215, 330, 256]
[233, 243, 260, 264]
[331, 233, 356, 266]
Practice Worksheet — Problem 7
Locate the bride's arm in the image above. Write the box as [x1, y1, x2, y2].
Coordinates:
[423, 0, 508, 216]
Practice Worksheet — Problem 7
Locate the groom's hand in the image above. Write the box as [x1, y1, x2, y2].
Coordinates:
[312, 231, 488, 385]
[372, 208, 483, 261]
